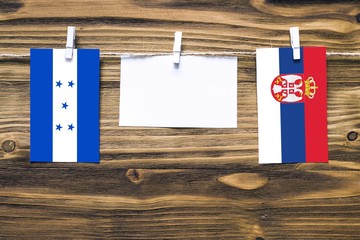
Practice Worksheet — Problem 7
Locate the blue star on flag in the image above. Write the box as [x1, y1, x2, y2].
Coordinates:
[68, 124, 75, 131]
[56, 124, 62, 131]
[68, 80, 75, 88]
[62, 102, 69, 109]
[56, 80, 62, 88]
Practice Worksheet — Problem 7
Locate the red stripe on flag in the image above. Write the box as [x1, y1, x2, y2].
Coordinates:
[304, 47, 328, 162]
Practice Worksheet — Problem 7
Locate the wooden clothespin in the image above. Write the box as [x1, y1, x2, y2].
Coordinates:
[290, 27, 300, 60]
[173, 31, 182, 64]
[65, 26, 76, 59]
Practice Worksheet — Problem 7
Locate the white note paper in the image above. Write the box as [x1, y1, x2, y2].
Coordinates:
[119, 56, 237, 128]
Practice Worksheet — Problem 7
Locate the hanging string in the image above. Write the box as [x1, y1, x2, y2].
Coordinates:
[0, 51, 360, 58]
[103, 51, 257, 57]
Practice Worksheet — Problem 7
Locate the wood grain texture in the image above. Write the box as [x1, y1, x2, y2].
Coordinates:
[0, 0, 359, 239]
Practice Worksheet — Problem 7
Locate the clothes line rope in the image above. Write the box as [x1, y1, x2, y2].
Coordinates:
[0, 51, 360, 58]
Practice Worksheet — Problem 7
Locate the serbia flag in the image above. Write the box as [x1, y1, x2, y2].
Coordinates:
[256, 47, 328, 164]
[30, 49, 100, 163]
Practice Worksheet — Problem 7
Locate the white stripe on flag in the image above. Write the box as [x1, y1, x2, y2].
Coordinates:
[256, 48, 282, 164]
[53, 49, 78, 162]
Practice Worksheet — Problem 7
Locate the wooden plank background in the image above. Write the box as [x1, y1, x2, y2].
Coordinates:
[0, 0, 359, 239]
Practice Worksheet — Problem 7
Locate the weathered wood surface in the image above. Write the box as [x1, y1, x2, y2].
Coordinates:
[0, 0, 359, 239]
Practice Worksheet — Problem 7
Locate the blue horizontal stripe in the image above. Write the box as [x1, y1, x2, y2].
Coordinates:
[30, 49, 53, 162]
[77, 49, 100, 163]
[279, 47, 306, 163]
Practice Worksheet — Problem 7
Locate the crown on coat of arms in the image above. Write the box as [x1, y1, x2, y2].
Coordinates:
[304, 77, 317, 99]
[270, 74, 318, 103]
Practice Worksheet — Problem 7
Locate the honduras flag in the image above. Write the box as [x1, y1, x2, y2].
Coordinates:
[30, 49, 100, 163]
[256, 47, 328, 164]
